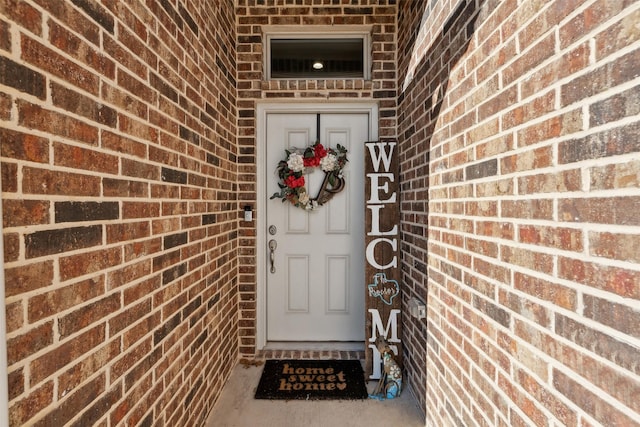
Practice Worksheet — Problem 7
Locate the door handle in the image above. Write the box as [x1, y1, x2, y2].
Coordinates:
[268, 239, 277, 273]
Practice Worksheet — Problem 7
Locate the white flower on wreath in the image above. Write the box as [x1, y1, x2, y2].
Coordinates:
[320, 153, 338, 172]
[287, 152, 305, 173]
[298, 191, 310, 206]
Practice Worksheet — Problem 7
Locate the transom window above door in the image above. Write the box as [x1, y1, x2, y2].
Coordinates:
[265, 30, 371, 80]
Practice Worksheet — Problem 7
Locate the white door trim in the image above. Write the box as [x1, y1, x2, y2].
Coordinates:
[0, 175, 9, 425]
[255, 101, 379, 350]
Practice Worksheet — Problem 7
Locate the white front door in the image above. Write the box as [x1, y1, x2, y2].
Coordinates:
[265, 112, 369, 341]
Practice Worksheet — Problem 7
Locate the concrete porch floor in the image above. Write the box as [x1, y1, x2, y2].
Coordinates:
[206, 361, 426, 427]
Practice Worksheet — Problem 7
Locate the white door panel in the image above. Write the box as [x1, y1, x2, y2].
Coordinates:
[266, 113, 368, 341]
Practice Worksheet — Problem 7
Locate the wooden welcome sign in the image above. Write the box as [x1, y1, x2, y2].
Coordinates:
[364, 140, 402, 379]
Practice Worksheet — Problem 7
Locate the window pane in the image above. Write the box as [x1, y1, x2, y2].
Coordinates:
[270, 38, 364, 78]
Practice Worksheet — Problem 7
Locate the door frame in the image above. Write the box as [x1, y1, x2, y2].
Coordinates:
[0, 175, 9, 425]
[255, 101, 379, 350]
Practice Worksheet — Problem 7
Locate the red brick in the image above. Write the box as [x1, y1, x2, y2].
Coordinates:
[122, 158, 161, 180]
[499, 290, 550, 327]
[5, 301, 23, 334]
[514, 272, 577, 310]
[521, 42, 590, 100]
[0, 91, 11, 120]
[103, 177, 149, 198]
[122, 202, 161, 219]
[559, 196, 640, 226]
[123, 312, 161, 349]
[561, 47, 640, 107]
[559, 256, 640, 299]
[559, 0, 636, 49]
[0, 127, 50, 163]
[6, 321, 53, 365]
[59, 293, 121, 338]
[110, 338, 152, 382]
[30, 325, 105, 385]
[28, 276, 105, 323]
[101, 82, 148, 118]
[590, 160, 640, 190]
[18, 100, 99, 144]
[519, 168, 582, 194]
[59, 247, 122, 281]
[5, 261, 54, 298]
[48, 20, 115, 78]
[503, 91, 555, 131]
[106, 222, 151, 245]
[584, 295, 640, 339]
[8, 367, 24, 400]
[22, 167, 101, 196]
[117, 70, 157, 105]
[21, 35, 99, 95]
[1, 0, 42, 36]
[3, 232, 19, 263]
[554, 369, 638, 427]
[473, 258, 510, 284]
[501, 246, 554, 275]
[31, 0, 101, 45]
[519, 224, 583, 252]
[58, 340, 121, 399]
[498, 372, 547, 426]
[516, 109, 583, 147]
[109, 299, 152, 336]
[515, 367, 577, 426]
[33, 374, 106, 427]
[1, 162, 18, 192]
[123, 276, 161, 306]
[501, 146, 553, 175]
[589, 231, 640, 263]
[9, 381, 53, 427]
[107, 259, 152, 291]
[594, 7, 640, 59]
[124, 237, 163, 262]
[2, 199, 50, 228]
[56, 141, 122, 174]
[503, 32, 555, 87]
[101, 130, 148, 159]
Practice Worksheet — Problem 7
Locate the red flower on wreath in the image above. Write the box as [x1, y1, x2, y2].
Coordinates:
[314, 143, 327, 158]
[302, 143, 327, 167]
[285, 175, 305, 188]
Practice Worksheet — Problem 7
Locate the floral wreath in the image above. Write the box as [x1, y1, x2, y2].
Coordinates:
[271, 141, 348, 211]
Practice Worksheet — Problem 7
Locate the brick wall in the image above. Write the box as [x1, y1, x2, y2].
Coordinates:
[1, 1, 238, 425]
[235, 0, 397, 356]
[398, 0, 640, 425]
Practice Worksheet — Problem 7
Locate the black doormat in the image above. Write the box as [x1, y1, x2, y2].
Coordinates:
[254, 359, 368, 400]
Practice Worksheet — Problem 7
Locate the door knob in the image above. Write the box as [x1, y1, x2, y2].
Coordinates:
[268, 239, 277, 273]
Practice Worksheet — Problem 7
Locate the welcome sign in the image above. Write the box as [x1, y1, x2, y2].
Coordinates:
[364, 140, 402, 379]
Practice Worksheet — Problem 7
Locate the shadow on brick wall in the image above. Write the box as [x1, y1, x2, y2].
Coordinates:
[397, 0, 486, 418]
[399, 0, 485, 145]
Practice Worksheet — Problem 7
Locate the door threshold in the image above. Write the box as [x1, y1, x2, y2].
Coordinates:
[264, 341, 364, 351]
[256, 342, 366, 361]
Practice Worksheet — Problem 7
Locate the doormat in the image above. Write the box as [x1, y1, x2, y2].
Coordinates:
[254, 359, 368, 400]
